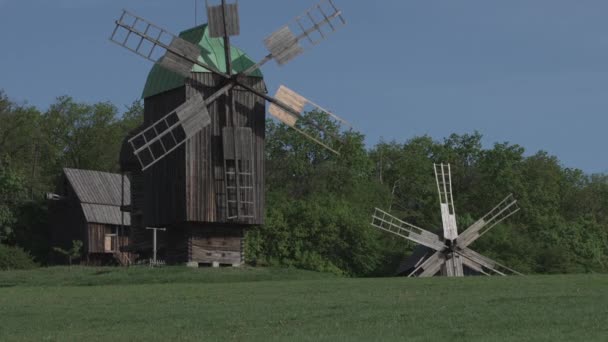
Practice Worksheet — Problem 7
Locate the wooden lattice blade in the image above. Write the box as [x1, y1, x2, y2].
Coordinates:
[458, 248, 522, 276]
[371, 208, 446, 251]
[409, 251, 444, 277]
[110, 10, 227, 78]
[206, 1, 240, 38]
[158, 38, 201, 77]
[457, 194, 520, 248]
[434, 163, 458, 241]
[460, 256, 491, 276]
[268, 85, 352, 155]
[262, 0, 346, 66]
[443, 254, 464, 277]
[128, 93, 211, 171]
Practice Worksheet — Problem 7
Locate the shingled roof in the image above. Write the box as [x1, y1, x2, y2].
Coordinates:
[63, 168, 131, 226]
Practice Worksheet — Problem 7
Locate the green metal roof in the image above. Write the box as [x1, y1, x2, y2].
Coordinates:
[142, 24, 263, 99]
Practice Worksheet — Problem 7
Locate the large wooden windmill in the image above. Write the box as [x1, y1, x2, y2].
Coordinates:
[371, 163, 523, 277]
[113, 1, 349, 265]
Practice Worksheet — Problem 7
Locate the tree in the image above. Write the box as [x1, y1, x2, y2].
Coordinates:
[249, 112, 390, 276]
[53, 240, 83, 266]
[0, 157, 27, 243]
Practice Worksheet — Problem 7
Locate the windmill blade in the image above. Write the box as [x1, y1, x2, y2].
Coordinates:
[443, 253, 464, 277]
[460, 256, 491, 276]
[240, 0, 346, 75]
[408, 251, 444, 277]
[434, 163, 458, 241]
[457, 248, 523, 276]
[206, 0, 240, 38]
[457, 194, 520, 248]
[110, 10, 229, 78]
[265, 0, 345, 65]
[265, 85, 352, 155]
[371, 208, 446, 251]
[128, 93, 210, 170]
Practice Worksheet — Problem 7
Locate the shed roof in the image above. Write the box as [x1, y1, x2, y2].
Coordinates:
[81, 204, 130, 226]
[142, 24, 263, 99]
[63, 168, 130, 226]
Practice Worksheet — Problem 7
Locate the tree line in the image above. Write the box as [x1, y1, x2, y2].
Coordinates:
[1, 89, 607, 275]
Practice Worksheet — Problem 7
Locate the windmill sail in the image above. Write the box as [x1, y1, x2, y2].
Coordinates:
[458, 194, 520, 248]
[443, 254, 464, 277]
[408, 251, 443, 277]
[239, 0, 346, 74]
[457, 248, 523, 276]
[268, 85, 351, 155]
[110, 10, 227, 78]
[371, 208, 446, 251]
[128, 93, 210, 170]
[263, 0, 345, 66]
[434, 163, 458, 241]
[206, 1, 241, 38]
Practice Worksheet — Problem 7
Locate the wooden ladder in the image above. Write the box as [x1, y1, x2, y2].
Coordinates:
[223, 127, 255, 220]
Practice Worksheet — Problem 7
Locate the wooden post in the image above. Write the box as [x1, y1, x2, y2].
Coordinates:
[146, 227, 166, 266]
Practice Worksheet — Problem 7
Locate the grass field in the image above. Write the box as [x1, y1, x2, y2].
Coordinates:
[1, 267, 607, 341]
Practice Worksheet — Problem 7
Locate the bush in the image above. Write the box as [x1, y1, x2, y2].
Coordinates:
[0, 244, 38, 271]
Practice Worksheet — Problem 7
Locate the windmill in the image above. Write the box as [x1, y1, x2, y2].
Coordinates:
[111, 1, 349, 265]
[371, 163, 523, 277]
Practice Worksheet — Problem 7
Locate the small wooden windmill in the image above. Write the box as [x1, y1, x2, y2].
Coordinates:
[371, 163, 523, 277]
[111, 1, 349, 265]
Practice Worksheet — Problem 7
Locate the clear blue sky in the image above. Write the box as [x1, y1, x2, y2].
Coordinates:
[1, 0, 607, 173]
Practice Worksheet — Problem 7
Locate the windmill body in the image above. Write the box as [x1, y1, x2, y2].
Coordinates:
[371, 163, 522, 277]
[114, 1, 348, 266]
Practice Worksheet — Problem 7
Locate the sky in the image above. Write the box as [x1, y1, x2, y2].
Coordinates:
[1, 0, 607, 173]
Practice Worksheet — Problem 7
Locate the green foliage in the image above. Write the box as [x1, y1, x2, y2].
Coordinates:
[0, 91, 142, 263]
[0, 244, 37, 271]
[249, 112, 389, 276]
[2, 88, 608, 275]
[257, 114, 608, 276]
[0, 157, 28, 243]
[53, 240, 83, 266]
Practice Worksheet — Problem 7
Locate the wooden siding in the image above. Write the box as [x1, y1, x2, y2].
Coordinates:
[143, 86, 188, 227]
[87, 224, 129, 254]
[189, 225, 244, 265]
[124, 171, 158, 252]
[141, 74, 266, 227]
[163, 223, 244, 265]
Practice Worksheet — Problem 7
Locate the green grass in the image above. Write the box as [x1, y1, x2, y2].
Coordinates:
[0, 265, 334, 287]
[1, 268, 607, 341]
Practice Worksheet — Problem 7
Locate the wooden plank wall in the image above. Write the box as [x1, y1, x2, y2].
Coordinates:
[184, 74, 266, 225]
[141, 75, 265, 228]
[87, 223, 106, 253]
[188, 224, 244, 265]
[87, 224, 130, 254]
[143, 87, 188, 227]
[127, 171, 158, 252]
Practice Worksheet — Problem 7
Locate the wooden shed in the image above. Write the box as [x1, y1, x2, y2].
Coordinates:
[49, 168, 133, 265]
[120, 24, 266, 266]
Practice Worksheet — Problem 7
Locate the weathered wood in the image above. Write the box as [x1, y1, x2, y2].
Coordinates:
[49, 169, 134, 265]
[139, 74, 265, 227]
